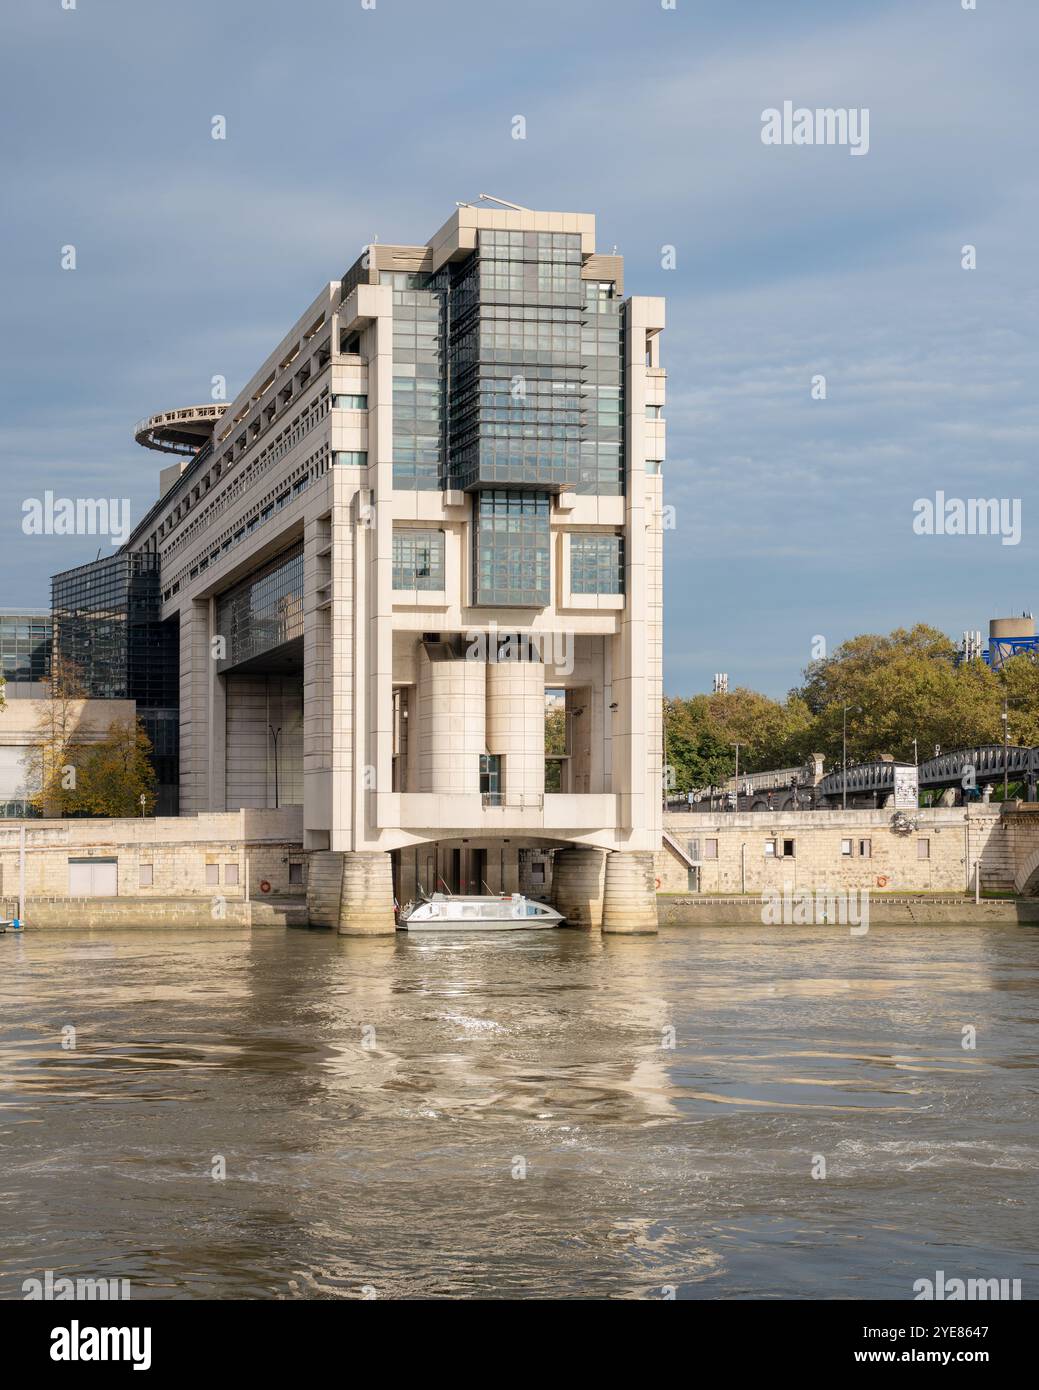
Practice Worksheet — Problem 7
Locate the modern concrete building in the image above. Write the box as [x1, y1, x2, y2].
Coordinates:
[61, 202, 666, 933]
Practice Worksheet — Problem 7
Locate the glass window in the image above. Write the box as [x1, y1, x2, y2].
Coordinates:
[393, 529, 445, 591]
[333, 394, 367, 410]
[288, 862, 304, 885]
[480, 754, 503, 802]
[704, 838, 718, 859]
[917, 838, 930, 859]
[205, 863, 220, 885]
[764, 840, 776, 857]
[139, 864, 153, 887]
[224, 863, 240, 886]
[570, 534, 624, 595]
[214, 546, 303, 672]
[333, 451, 368, 467]
[472, 491, 550, 607]
[859, 839, 872, 858]
[841, 838, 852, 856]
[782, 839, 796, 857]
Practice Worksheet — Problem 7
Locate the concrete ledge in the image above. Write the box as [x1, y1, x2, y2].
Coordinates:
[659, 896, 1039, 926]
[14, 897, 309, 929]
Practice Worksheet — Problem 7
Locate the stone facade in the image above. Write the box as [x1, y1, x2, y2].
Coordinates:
[657, 807, 1015, 896]
[0, 808, 306, 908]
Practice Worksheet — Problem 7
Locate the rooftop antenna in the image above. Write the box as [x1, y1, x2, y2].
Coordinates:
[478, 193, 532, 212]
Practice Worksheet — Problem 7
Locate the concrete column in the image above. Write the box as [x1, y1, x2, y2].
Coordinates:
[486, 657, 544, 798]
[552, 846, 606, 929]
[601, 850, 658, 934]
[306, 849, 395, 934]
[416, 649, 485, 793]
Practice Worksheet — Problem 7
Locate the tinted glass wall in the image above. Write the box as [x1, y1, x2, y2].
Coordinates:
[0, 611, 52, 687]
[51, 552, 177, 706]
[388, 232, 626, 499]
[215, 546, 304, 671]
[473, 491, 551, 607]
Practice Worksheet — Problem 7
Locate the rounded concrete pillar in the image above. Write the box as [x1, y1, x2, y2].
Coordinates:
[306, 850, 395, 934]
[339, 851, 396, 934]
[552, 846, 606, 930]
[417, 652, 485, 794]
[486, 658, 544, 798]
[601, 851, 659, 934]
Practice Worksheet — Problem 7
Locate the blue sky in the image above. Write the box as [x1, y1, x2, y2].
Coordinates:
[1, 0, 1035, 696]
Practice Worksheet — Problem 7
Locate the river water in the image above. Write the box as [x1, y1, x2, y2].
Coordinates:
[1, 924, 1036, 1300]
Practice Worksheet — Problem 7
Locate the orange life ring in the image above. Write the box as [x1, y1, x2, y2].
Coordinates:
[259, 879, 271, 894]
[876, 875, 888, 888]
[654, 877, 661, 890]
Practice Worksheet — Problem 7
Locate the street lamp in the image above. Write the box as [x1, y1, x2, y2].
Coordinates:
[732, 741, 741, 812]
[841, 705, 860, 811]
[269, 725, 282, 810]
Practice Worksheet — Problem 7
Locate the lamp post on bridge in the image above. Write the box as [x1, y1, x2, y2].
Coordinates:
[731, 742, 741, 813]
[1002, 689, 1009, 803]
[841, 705, 860, 811]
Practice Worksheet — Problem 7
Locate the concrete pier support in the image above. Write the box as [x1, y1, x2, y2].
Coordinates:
[601, 851, 658, 934]
[307, 850, 395, 934]
[552, 847, 606, 929]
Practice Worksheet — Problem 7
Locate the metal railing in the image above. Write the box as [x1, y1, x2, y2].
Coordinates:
[481, 792, 544, 810]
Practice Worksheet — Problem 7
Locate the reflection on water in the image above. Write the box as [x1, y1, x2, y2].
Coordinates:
[0, 925, 1036, 1299]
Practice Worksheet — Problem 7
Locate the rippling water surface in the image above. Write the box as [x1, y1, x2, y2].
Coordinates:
[1, 924, 1037, 1299]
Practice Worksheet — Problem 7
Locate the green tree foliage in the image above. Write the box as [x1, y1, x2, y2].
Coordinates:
[664, 624, 1039, 792]
[25, 655, 86, 815]
[68, 718, 157, 818]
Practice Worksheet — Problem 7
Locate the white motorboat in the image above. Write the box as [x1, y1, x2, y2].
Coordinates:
[397, 892, 563, 931]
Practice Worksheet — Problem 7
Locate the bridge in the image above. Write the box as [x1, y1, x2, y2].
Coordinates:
[816, 745, 1038, 806]
[676, 745, 1038, 812]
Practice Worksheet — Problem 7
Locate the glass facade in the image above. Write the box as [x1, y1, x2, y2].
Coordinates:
[579, 280, 625, 495]
[0, 611, 51, 686]
[390, 274, 448, 491]
[473, 491, 551, 607]
[51, 552, 178, 707]
[386, 233, 625, 500]
[392, 528, 445, 591]
[215, 546, 304, 671]
[570, 534, 624, 594]
[448, 230, 584, 493]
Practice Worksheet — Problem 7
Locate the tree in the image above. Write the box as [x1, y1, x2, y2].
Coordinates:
[545, 706, 567, 756]
[663, 688, 814, 792]
[24, 655, 85, 816]
[791, 624, 1013, 766]
[70, 718, 157, 818]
